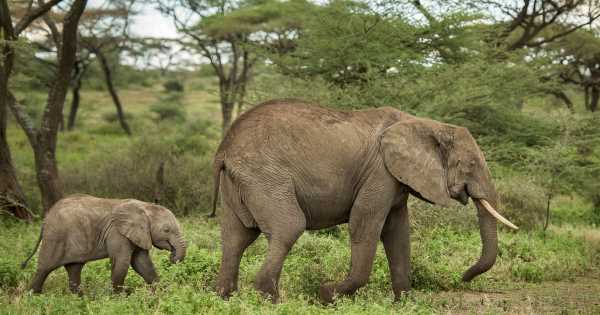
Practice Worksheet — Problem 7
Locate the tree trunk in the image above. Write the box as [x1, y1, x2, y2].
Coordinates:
[221, 100, 234, 133]
[67, 61, 84, 130]
[67, 77, 81, 130]
[0, 104, 31, 221]
[590, 86, 599, 112]
[33, 144, 63, 212]
[6, 0, 87, 214]
[551, 90, 574, 112]
[544, 193, 552, 232]
[584, 85, 590, 110]
[96, 49, 131, 135]
[0, 8, 31, 221]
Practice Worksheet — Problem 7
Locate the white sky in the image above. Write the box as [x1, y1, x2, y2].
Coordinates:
[88, 0, 179, 38]
[130, 5, 178, 38]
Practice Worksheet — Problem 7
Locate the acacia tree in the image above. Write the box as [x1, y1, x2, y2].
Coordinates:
[158, 0, 309, 132]
[75, 4, 134, 134]
[550, 29, 600, 112]
[0, 0, 69, 220]
[2, 0, 88, 213]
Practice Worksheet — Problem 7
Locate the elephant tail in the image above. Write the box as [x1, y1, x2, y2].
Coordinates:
[208, 158, 225, 218]
[21, 224, 43, 269]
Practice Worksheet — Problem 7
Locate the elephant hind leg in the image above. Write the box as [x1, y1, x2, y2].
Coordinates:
[216, 203, 260, 299]
[65, 263, 85, 295]
[250, 200, 306, 303]
[31, 240, 65, 293]
[31, 266, 60, 293]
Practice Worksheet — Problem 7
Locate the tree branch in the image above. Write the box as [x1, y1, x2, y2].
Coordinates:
[6, 92, 38, 146]
[14, 0, 65, 35]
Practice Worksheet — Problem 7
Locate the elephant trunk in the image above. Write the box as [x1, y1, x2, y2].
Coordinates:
[170, 233, 186, 263]
[462, 198, 498, 282]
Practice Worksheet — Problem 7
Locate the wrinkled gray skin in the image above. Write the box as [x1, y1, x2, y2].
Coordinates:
[212, 99, 506, 303]
[22, 194, 186, 294]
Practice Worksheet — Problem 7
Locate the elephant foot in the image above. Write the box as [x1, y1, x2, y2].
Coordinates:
[216, 284, 235, 300]
[392, 289, 411, 302]
[319, 283, 336, 305]
[254, 279, 279, 304]
[112, 285, 133, 295]
[69, 287, 84, 297]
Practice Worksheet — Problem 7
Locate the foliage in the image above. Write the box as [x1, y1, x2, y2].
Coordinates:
[163, 80, 184, 93]
[61, 135, 216, 216]
[150, 93, 186, 122]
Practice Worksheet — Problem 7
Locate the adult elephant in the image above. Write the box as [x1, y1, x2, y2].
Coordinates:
[211, 99, 517, 303]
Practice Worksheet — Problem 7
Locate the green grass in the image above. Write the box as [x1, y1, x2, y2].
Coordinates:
[0, 215, 598, 314]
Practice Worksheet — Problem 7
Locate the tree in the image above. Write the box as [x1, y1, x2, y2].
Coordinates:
[468, 0, 600, 50]
[527, 113, 600, 232]
[158, 0, 310, 132]
[2, 0, 88, 213]
[76, 4, 134, 134]
[0, 0, 68, 220]
[550, 29, 600, 112]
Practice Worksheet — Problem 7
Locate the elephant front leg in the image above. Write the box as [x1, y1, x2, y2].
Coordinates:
[381, 199, 411, 300]
[110, 255, 132, 293]
[131, 249, 158, 285]
[319, 174, 396, 304]
[107, 234, 134, 293]
[319, 238, 380, 304]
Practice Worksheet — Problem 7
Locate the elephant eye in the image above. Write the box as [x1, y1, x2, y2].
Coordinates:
[163, 227, 170, 233]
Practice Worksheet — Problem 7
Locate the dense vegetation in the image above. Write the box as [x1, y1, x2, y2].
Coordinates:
[2, 0, 600, 313]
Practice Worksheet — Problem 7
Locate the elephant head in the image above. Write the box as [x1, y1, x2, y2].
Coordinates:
[113, 201, 186, 263]
[380, 114, 517, 282]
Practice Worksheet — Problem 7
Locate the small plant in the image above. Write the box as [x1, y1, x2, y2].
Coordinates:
[163, 80, 184, 93]
[150, 103, 186, 122]
[101, 111, 133, 124]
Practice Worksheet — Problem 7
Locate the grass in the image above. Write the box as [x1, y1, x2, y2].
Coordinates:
[2, 80, 600, 314]
[0, 215, 599, 314]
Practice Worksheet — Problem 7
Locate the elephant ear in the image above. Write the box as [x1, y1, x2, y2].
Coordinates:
[380, 117, 455, 206]
[112, 201, 152, 250]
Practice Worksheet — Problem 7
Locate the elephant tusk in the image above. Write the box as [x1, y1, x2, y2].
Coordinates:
[479, 199, 519, 230]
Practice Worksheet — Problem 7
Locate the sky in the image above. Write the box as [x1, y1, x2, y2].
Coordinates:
[88, 0, 178, 38]
[130, 5, 178, 38]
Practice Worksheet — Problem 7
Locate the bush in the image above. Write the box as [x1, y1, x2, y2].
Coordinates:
[150, 93, 186, 122]
[495, 174, 546, 230]
[163, 80, 184, 93]
[150, 103, 186, 122]
[61, 136, 215, 215]
[0, 260, 20, 289]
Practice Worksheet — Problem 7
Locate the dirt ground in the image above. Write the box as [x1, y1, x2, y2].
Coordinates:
[434, 275, 600, 314]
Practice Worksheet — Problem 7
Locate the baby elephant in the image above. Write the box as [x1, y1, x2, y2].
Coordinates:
[21, 194, 186, 294]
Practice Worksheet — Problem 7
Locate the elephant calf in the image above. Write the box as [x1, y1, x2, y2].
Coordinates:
[21, 194, 186, 294]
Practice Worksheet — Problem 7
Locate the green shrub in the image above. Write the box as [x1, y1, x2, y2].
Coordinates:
[61, 136, 215, 216]
[495, 175, 546, 230]
[150, 103, 186, 122]
[163, 80, 184, 93]
[0, 260, 20, 288]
